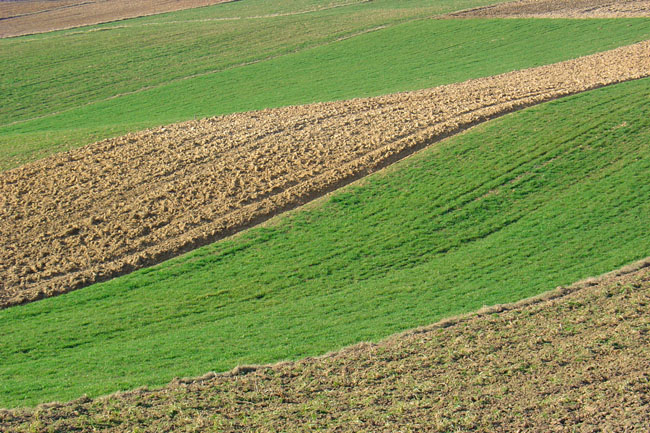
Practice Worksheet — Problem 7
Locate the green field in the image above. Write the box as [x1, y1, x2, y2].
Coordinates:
[2, 11, 650, 170]
[2, 77, 649, 408]
[1, 0, 505, 169]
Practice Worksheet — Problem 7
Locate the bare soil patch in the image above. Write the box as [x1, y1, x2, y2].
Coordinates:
[2, 259, 649, 431]
[0, 0, 235, 38]
[1, 40, 650, 310]
[0, 1, 81, 19]
[450, 0, 650, 19]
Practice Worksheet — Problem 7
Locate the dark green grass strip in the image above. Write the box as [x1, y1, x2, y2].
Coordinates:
[2, 17, 650, 170]
[2, 77, 650, 408]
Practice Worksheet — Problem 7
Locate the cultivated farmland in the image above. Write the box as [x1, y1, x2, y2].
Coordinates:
[4, 16, 650, 171]
[2, 74, 650, 407]
[0, 0, 235, 38]
[2, 0, 650, 428]
[2, 40, 650, 309]
[451, 0, 650, 18]
[2, 260, 648, 432]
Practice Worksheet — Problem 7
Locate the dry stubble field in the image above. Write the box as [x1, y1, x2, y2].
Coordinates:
[450, 0, 650, 18]
[1, 40, 650, 309]
[2, 259, 648, 432]
[0, 0, 235, 38]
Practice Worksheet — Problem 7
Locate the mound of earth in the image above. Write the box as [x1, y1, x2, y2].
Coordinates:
[450, 0, 650, 19]
[1, 40, 650, 310]
[0, 0, 235, 38]
[2, 259, 648, 432]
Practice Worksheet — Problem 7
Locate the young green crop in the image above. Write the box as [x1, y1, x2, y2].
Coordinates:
[1, 0, 504, 127]
[2, 16, 650, 170]
[2, 77, 649, 408]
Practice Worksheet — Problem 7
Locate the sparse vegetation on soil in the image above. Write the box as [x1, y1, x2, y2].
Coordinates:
[451, 0, 650, 18]
[0, 0, 235, 38]
[2, 40, 650, 309]
[1, 76, 649, 407]
[2, 260, 648, 432]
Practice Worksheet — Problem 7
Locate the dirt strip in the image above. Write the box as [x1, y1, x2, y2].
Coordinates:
[0, 0, 236, 38]
[450, 0, 650, 19]
[0, 1, 82, 20]
[2, 259, 648, 432]
[2, 40, 650, 310]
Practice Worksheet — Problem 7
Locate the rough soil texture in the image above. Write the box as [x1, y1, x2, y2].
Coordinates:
[0, 0, 235, 38]
[2, 259, 648, 432]
[450, 0, 650, 18]
[0, 1, 81, 19]
[2, 40, 650, 310]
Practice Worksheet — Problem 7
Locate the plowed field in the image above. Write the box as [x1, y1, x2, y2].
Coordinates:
[451, 0, 650, 18]
[0, 1, 81, 19]
[2, 40, 650, 309]
[2, 259, 648, 432]
[0, 0, 234, 38]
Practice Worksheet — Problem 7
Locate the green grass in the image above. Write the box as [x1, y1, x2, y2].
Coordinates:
[2, 77, 649, 408]
[1, 0, 501, 126]
[2, 15, 650, 170]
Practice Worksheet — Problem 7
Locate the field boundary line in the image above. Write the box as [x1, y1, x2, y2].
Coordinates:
[13, 256, 647, 411]
[0, 0, 238, 39]
[2, 39, 649, 309]
[5, 0, 373, 40]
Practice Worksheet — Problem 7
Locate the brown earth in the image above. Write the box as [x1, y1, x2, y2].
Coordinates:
[0, 1, 81, 19]
[450, 0, 650, 18]
[2, 258, 648, 432]
[0, 0, 236, 38]
[2, 40, 650, 310]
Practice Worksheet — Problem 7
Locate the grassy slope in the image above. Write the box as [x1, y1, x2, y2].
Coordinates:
[2, 77, 649, 408]
[2, 15, 650, 170]
[0, 0, 506, 169]
[3, 0, 508, 124]
[4, 266, 649, 432]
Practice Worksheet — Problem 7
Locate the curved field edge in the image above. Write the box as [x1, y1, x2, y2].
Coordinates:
[2, 39, 650, 309]
[2, 258, 649, 432]
[3, 17, 650, 171]
[0, 0, 506, 129]
[1, 76, 650, 407]
[0, 0, 236, 38]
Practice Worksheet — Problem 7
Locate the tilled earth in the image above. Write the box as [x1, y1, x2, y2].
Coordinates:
[2, 260, 648, 432]
[0, 0, 235, 38]
[450, 0, 650, 18]
[2, 40, 650, 309]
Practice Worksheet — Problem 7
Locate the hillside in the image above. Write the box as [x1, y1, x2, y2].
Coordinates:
[2, 0, 650, 426]
[3, 12, 650, 171]
[0, 0, 234, 38]
[2, 40, 650, 309]
[451, 0, 650, 18]
[2, 260, 648, 432]
[1, 75, 649, 407]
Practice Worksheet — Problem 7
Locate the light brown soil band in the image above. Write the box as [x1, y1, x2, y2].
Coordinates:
[2, 258, 649, 431]
[449, 0, 650, 19]
[0, 0, 236, 38]
[2, 40, 650, 310]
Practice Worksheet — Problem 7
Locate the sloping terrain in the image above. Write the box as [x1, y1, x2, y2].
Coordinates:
[2, 259, 648, 432]
[1, 73, 649, 408]
[452, 0, 650, 18]
[2, 40, 650, 309]
[0, 1, 81, 19]
[0, 0, 235, 38]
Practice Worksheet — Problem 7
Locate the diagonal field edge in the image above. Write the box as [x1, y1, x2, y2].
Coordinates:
[1, 256, 647, 419]
[1, 40, 650, 309]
